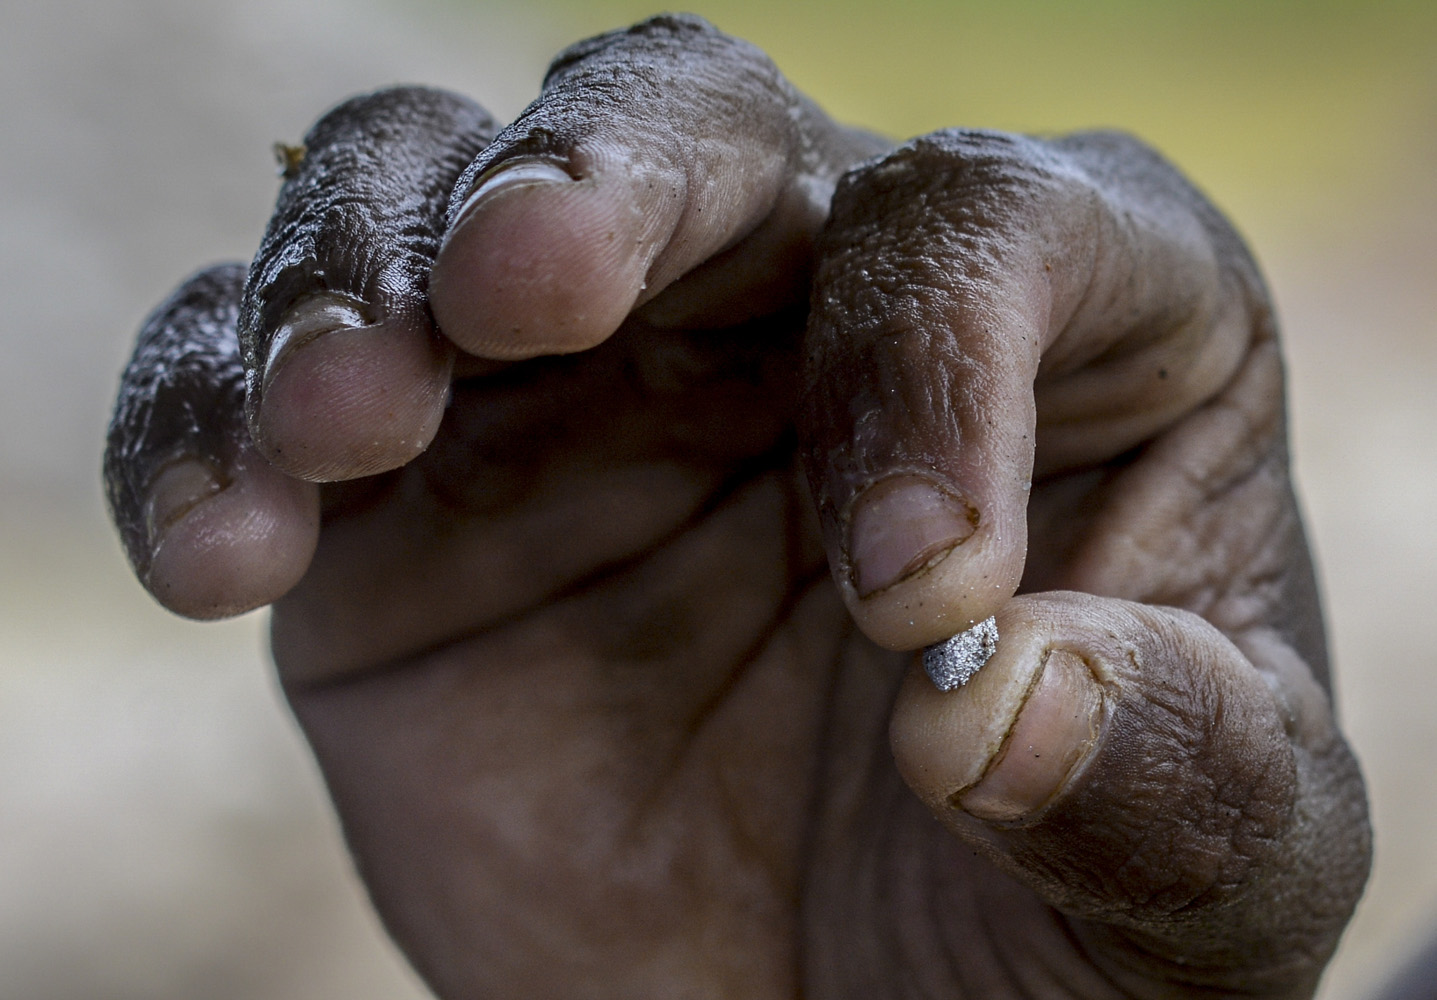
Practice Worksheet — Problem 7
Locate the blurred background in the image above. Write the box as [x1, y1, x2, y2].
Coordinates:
[1, 0, 1432, 996]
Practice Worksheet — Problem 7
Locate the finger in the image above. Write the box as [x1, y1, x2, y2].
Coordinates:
[890, 592, 1369, 996]
[429, 14, 887, 360]
[242, 86, 496, 481]
[105, 264, 319, 618]
[801, 130, 1261, 649]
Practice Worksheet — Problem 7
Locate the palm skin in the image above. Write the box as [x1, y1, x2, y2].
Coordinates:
[105, 16, 1369, 999]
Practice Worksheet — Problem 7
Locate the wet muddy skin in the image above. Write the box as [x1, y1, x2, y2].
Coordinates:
[102, 14, 1377, 1000]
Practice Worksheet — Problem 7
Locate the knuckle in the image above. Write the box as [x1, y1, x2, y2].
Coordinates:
[543, 14, 779, 95]
[832, 129, 1080, 233]
[543, 14, 728, 83]
[244, 86, 493, 351]
[474, 15, 795, 182]
[818, 130, 1091, 320]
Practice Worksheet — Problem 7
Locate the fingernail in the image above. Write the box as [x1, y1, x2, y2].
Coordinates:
[454, 158, 573, 225]
[263, 294, 370, 392]
[144, 459, 224, 549]
[848, 475, 976, 597]
[957, 649, 1102, 822]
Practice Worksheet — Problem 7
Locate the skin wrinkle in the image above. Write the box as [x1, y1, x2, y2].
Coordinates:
[893, 799, 967, 998]
[106, 17, 1373, 998]
[1083, 411, 1317, 678]
[924, 821, 1123, 1000]
[928, 855, 981, 999]
[623, 695, 811, 960]
[1054, 130, 1267, 310]
[798, 93, 1356, 977]
[105, 264, 249, 577]
[1050, 926, 1135, 1000]
[1062, 344, 1288, 600]
[686, 563, 839, 896]
[285, 436, 798, 693]
[803, 671, 922, 997]
[972, 877, 1032, 998]
[1202, 492, 1300, 638]
[297, 488, 833, 994]
[929, 599, 1312, 983]
[1171, 390, 1282, 508]
[437, 18, 886, 356]
[794, 636, 853, 996]
[990, 892, 1120, 1000]
[1035, 137, 1236, 424]
[244, 87, 494, 370]
[447, 16, 797, 272]
[1148, 688, 1288, 884]
[276, 303, 811, 684]
[705, 605, 837, 919]
[806, 131, 1169, 546]
[297, 314, 804, 681]
[232, 87, 500, 484]
[624, 542, 827, 844]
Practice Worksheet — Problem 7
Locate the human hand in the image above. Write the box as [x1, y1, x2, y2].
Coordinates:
[105, 15, 1369, 999]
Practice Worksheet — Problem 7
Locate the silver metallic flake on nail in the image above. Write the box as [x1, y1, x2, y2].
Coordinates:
[922, 617, 999, 691]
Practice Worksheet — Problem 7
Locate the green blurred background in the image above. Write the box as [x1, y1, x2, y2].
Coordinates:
[548, 0, 1435, 242]
[1, 0, 1432, 997]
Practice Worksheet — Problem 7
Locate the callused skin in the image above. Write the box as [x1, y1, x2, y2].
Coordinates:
[105, 14, 1369, 999]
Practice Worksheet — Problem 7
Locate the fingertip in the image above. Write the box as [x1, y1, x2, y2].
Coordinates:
[890, 605, 1052, 807]
[236, 86, 494, 485]
[837, 474, 1028, 650]
[430, 157, 658, 359]
[251, 296, 452, 482]
[145, 449, 320, 620]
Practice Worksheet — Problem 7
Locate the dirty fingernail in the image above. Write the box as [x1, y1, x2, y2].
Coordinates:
[144, 459, 224, 549]
[848, 474, 976, 597]
[957, 649, 1103, 822]
[263, 293, 371, 392]
[453, 158, 574, 225]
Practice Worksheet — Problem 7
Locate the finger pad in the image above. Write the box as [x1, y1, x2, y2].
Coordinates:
[255, 322, 451, 482]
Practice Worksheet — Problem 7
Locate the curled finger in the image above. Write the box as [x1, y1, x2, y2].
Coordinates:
[242, 86, 497, 482]
[105, 264, 319, 618]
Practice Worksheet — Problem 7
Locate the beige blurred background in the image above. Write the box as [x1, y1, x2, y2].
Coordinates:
[1, 0, 1432, 996]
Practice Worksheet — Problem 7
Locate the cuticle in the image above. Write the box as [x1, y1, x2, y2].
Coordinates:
[461, 156, 577, 208]
[262, 291, 375, 393]
[948, 648, 1108, 824]
[853, 534, 969, 599]
[843, 470, 979, 597]
[946, 647, 1054, 811]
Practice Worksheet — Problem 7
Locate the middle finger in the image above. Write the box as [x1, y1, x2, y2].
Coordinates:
[242, 85, 496, 483]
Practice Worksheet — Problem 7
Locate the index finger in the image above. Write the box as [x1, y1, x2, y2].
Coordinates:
[800, 129, 1267, 650]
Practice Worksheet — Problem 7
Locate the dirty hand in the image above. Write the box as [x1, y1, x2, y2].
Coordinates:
[105, 15, 1369, 999]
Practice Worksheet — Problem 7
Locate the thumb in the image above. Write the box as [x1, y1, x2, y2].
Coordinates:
[890, 592, 1369, 997]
